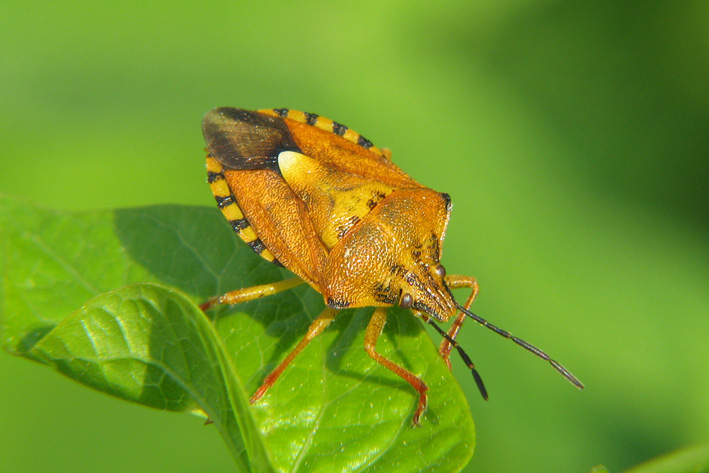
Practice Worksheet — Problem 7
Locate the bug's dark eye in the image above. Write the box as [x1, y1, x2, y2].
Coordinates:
[400, 293, 413, 309]
[434, 264, 446, 278]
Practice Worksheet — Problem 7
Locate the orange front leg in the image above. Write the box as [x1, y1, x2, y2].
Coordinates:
[365, 308, 428, 426]
[439, 275, 478, 369]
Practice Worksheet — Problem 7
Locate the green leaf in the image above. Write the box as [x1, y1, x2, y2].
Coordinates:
[0, 194, 475, 472]
[29, 283, 271, 472]
[621, 443, 709, 473]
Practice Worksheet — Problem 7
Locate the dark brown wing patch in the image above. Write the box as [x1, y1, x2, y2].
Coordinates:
[202, 108, 301, 172]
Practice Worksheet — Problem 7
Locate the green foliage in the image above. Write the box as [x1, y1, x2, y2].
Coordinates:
[0, 195, 475, 472]
[622, 444, 709, 473]
[588, 444, 709, 473]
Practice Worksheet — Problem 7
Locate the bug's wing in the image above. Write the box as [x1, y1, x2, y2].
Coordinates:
[225, 168, 328, 289]
[203, 108, 328, 289]
[202, 108, 298, 172]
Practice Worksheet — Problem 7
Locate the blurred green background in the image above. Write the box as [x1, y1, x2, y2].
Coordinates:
[1, 0, 707, 472]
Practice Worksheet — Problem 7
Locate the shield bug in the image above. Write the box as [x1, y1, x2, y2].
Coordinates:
[201, 107, 584, 425]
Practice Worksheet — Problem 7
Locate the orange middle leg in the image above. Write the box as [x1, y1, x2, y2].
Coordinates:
[250, 306, 337, 403]
[439, 275, 478, 370]
[200, 276, 323, 403]
[365, 307, 428, 426]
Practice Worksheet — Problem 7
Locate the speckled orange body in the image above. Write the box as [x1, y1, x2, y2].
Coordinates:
[203, 107, 458, 321]
[201, 107, 583, 426]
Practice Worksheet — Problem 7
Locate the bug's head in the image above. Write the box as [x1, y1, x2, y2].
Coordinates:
[323, 189, 458, 322]
[395, 258, 457, 323]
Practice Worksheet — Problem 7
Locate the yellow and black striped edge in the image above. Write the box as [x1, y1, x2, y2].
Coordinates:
[259, 108, 386, 158]
[206, 154, 282, 266]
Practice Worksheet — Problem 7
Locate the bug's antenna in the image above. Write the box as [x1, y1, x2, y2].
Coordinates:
[455, 303, 585, 390]
[424, 318, 488, 400]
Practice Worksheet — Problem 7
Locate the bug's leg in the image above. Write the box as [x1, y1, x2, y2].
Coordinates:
[199, 277, 304, 311]
[381, 148, 392, 160]
[439, 275, 479, 370]
[250, 307, 337, 403]
[365, 307, 428, 426]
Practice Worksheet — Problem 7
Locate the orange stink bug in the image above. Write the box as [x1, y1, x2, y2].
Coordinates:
[200, 107, 583, 426]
